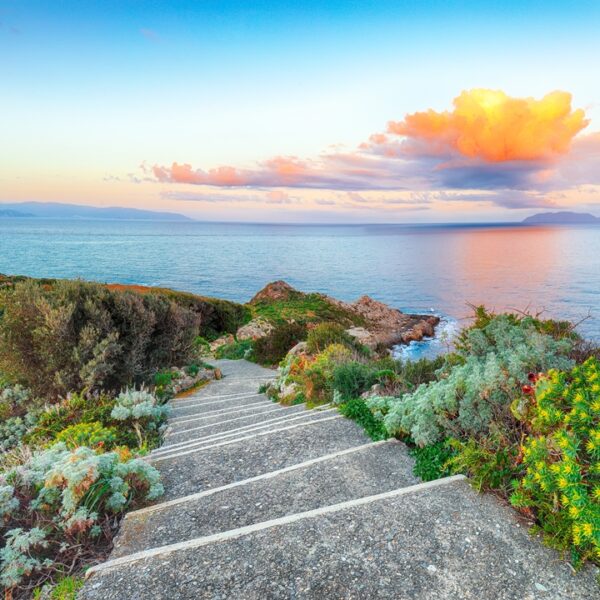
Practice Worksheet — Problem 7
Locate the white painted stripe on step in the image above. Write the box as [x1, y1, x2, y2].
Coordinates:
[170, 393, 263, 411]
[172, 390, 265, 405]
[153, 408, 337, 455]
[169, 401, 272, 424]
[149, 415, 344, 463]
[219, 375, 277, 381]
[131, 440, 392, 516]
[86, 474, 467, 577]
[166, 404, 303, 435]
[164, 403, 329, 441]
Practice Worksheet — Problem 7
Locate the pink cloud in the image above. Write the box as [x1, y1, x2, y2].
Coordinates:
[150, 89, 600, 210]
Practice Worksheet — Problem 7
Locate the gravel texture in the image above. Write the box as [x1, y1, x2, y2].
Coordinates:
[81, 479, 599, 600]
[155, 416, 370, 500]
[113, 440, 417, 556]
[155, 407, 335, 452]
[162, 403, 308, 443]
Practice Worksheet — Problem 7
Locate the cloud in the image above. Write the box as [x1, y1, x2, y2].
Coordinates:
[386, 89, 588, 162]
[140, 28, 160, 42]
[160, 189, 298, 205]
[150, 89, 599, 210]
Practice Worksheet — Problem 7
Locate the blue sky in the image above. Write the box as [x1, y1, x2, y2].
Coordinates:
[2, 1, 600, 222]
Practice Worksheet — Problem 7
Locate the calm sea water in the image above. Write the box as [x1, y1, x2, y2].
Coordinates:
[2, 219, 600, 357]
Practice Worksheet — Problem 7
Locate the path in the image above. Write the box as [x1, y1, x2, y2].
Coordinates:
[79, 359, 598, 599]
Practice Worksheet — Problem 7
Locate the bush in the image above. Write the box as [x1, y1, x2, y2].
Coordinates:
[0, 443, 163, 591]
[339, 398, 389, 441]
[0, 280, 203, 399]
[368, 314, 574, 446]
[306, 322, 354, 354]
[410, 441, 455, 482]
[331, 361, 375, 402]
[0, 415, 38, 454]
[55, 422, 117, 451]
[110, 389, 168, 447]
[446, 435, 518, 494]
[510, 359, 600, 566]
[253, 322, 307, 365]
[215, 339, 254, 360]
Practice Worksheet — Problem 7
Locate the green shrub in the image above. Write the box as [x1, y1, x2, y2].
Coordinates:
[253, 322, 307, 365]
[339, 398, 389, 441]
[185, 363, 200, 377]
[26, 392, 147, 450]
[110, 389, 168, 447]
[368, 314, 573, 445]
[55, 422, 117, 451]
[510, 359, 600, 566]
[306, 322, 354, 354]
[215, 339, 254, 360]
[331, 361, 375, 402]
[0, 414, 38, 453]
[0, 443, 163, 591]
[0, 280, 202, 399]
[410, 440, 455, 482]
[446, 436, 519, 494]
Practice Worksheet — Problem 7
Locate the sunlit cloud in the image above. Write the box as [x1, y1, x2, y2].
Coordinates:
[150, 89, 599, 211]
[385, 89, 588, 162]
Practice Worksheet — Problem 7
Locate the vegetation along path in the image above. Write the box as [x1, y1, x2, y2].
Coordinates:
[80, 359, 598, 599]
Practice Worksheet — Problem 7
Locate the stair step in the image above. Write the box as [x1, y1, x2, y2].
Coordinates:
[80, 476, 599, 600]
[113, 440, 417, 557]
[154, 415, 370, 500]
[169, 394, 273, 418]
[163, 403, 308, 442]
[154, 406, 335, 455]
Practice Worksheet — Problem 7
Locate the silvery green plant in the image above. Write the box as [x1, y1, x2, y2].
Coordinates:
[0, 527, 49, 588]
[367, 315, 574, 446]
[110, 388, 169, 446]
[0, 442, 163, 588]
[0, 414, 37, 453]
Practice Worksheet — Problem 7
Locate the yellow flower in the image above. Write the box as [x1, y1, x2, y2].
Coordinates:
[557, 476, 569, 489]
[557, 436, 569, 449]
[581, 523, 594, 538]
[569, 505, 581, 519]
[562, 463, 573, 475]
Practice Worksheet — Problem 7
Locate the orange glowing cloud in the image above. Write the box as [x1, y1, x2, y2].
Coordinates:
[387, 89, 589, 162]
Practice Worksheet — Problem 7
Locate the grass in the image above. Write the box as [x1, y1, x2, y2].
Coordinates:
[339, 397, 389, 441]
[250, 293, 365, 327]
[214, 339, 254, 360]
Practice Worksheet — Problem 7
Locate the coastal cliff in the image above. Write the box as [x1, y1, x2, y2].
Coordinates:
[242, 280, 439, 351]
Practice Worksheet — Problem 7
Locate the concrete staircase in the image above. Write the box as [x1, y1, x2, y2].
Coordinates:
[80, 359, 598, 599]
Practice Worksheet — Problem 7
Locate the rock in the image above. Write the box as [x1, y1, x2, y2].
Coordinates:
[209, 334, 234, 352]
[345, 327, 378, 349]
[249, 280, 297, 304]
[287, 341, 308, 356]
[236, 318, 275, 341]
[280, 381, 299, 401]
[248, 280, 440, 354]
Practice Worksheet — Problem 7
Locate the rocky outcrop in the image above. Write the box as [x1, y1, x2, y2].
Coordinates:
[236, 318, 275, 341]
[246, 281, 439, 353]
[249, 280, 297, 304]
[342, 295, 439, 349]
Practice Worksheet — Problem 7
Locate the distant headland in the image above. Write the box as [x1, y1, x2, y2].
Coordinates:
[0, 201, 192, 221]
[522, 211, 599, 225]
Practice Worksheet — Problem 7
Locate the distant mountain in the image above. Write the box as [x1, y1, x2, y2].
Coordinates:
[522, 211, 599, 225]
[0, 209, 33, 217]
[0, 202, 192, 221]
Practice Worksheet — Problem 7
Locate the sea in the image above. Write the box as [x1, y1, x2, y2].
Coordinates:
[2, 218, 600, 360]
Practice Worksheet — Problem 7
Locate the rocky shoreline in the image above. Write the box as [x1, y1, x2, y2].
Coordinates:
[212, 280, 439, 354]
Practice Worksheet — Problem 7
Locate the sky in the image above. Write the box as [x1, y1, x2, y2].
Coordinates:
[1, 0, 600, 223]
